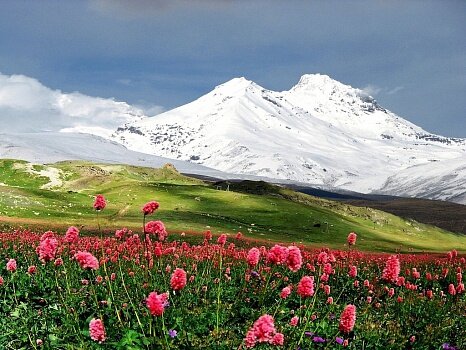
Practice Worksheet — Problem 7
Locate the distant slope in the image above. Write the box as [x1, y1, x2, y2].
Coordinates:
[341, 198, 466, 235]
[0, 132, 226, 178]
[0, 159, 465, 253]
[111, 74, 466, 204]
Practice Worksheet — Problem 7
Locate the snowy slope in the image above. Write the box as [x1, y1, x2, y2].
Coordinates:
[111, 74, 466, 204]
[378, 155, 466, 203]
[0, 132, 227, 177]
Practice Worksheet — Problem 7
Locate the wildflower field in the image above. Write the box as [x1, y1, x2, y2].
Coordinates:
[0, 197, 464, 350]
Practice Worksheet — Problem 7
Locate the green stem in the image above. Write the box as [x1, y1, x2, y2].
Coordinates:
[118, 260, 145, 336]
[216, 247, 223, 339]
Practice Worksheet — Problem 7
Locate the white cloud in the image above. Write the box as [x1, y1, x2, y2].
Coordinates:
[387, 86, 405, 95]
[0, 73, 161, 137]
[361, 84, 382, 97]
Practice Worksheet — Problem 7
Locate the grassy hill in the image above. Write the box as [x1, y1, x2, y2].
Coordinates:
[0, 159, 465, 252]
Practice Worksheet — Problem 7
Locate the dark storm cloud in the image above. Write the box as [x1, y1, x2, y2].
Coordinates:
[0, 0, 464, 137]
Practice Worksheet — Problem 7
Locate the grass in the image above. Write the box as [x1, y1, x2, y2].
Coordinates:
[1, 159, 465, 253]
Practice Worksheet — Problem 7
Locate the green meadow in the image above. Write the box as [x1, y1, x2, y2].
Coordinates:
[0, 159, 464, 252]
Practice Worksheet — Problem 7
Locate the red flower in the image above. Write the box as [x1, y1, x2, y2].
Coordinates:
[146, 292, 169, 316]
[142, 201, 160, 215]
[286, 246, 302, 272]
[74, 251, 99, 270]
[145, 220, 168, 241]
[382, 255, 400, 283]
[217, 234, 227, 245]
[339, 304, 356, 333]
[297, 276, 315, 298]
[247, 247, 260, 267]
[93, 194, 107, 211]
[89, 318, 106, 343]
[347, 232, 357, 245]
[170, 268, 187, 291]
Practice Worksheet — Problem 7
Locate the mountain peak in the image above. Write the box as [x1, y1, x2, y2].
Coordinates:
[214, 77, 260, 95]
[291, 73, 353, 93]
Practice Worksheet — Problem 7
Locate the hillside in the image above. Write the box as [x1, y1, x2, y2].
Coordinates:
[0, 159, 465, 252]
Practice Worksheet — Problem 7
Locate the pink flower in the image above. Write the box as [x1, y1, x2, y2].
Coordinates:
[74, 251, 99, 270]
[339, 304, 356, 333]
[28, 265, 37, 274]
[36, 237, 58, 262]
[280, 286, 291, 299]
[317, 251, 328, 264]
[347, 232, 357, 245]
[244, 314, 278, 348]
[247, 248, 261, 267]
[324, 284, 331, 295]
[290, 316, 299, 327]
[349, 265, 357, 278]
[146, 292, 169, 316]
[0, 276, 4, 285]
[286, 246, 302, 272]
[382, 255, 400, 283]
[64, 226, 79, 243]
[145, 220, 168, 241]
[267, 245, 288, 265]
[142, 201, 160, 215]
[170, 268, 187, 291]
[89, 318, 106, 343]
[6, 258, 17, 272]
[272, 333, 284, 346]
[217, 234, 227, 245]
[93, 194, 107, 211]
[448, 284, 456, 296]
[54, 258, 63, 266]
[297, 276, 315, 298]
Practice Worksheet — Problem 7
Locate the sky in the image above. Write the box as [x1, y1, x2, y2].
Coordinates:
[0, 0, 465, 137]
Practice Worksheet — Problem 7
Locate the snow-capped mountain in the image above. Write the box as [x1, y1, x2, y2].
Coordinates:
[110, 74, 466, 204]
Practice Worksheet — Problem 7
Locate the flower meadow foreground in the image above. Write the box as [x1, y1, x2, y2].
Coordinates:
[0, 198, 464, 349]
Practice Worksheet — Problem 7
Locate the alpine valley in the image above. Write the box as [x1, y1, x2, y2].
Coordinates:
[109, 74, 466, 204]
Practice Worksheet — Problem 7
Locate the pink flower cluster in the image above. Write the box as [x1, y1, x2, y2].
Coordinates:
[89, 318, 106, 343]
[64, 226, 79, 243]
[170, 268, 187, 291]
[142, 201, 160, 215]
[247, 247, 260, 267]
[244, 314, 284, 348]
[145, 220, 168, 241]
[297, 275, 315, 298]
[36, 236, 58, 262]
[146, 291, 169, 316]
[339, 304, 356, 333]
[74, 251, 99, 270]
[267, 245, 302, 272]
[93, 194, 107, 211]
[382, 255, 401, 283]
[347, 232, 357, 245]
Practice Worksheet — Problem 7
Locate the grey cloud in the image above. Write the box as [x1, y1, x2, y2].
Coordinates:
[89, 0, 235, 18]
